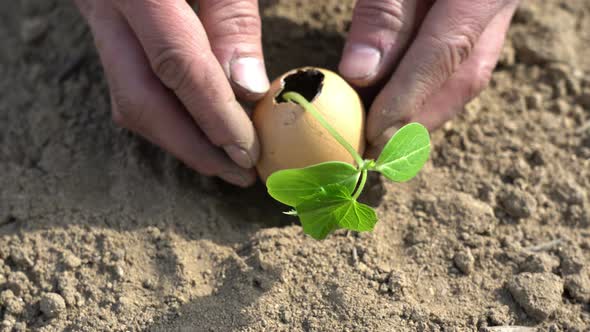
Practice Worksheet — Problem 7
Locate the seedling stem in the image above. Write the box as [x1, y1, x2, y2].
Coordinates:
[282, 92, 364, 167]
[352, 170, 367, 200]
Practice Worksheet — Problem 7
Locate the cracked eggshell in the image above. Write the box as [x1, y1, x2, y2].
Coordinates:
[253, 67, 366, 181]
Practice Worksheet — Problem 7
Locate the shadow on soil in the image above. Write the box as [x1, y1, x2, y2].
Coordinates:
[147, 256, 283, 331]
[0, 1, 352, 329]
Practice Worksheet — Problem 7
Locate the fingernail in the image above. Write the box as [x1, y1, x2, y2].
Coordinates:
[224, 144, 254, 169]
[339, 44, 381, 80]
[230, 57, 270, 94]
[219, 170, 252, 188]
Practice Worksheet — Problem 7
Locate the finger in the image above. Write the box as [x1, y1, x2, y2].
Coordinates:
[366, 1, 518, 158]
[198, 0, 270, 100]
[411, 2, 519, 130]
[338, 0, 418, 87]
[367, 0, 513, 144]
[87, 3, 255, 187]
[113, 0, 260, 169]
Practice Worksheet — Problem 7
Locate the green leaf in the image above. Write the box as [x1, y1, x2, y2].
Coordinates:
[296, 184, 378, 240]
[266, 162, 360, 207]
[375, 122, 431, 182]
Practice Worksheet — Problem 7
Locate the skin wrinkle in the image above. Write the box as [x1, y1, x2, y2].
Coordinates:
[444, 34, 474, 78]
[352, 0, 406, 32]
[200, 1, 261, 40]
[407, 0, 519, 131]
[210, 14, 261, 39]
[153, 50, 243, 138]
[367, 0, 513, 145]
[413, 36, 455, 89]
[421, 20, 483, 82]
[117, 1, 210, 53]
[143, 32, 203, 65]
[152, 49, 197, 93]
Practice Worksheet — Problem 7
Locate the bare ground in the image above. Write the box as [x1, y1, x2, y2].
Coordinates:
[0, 0, 589, 331]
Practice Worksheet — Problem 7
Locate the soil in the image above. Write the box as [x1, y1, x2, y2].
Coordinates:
[1, 0, 590, 331]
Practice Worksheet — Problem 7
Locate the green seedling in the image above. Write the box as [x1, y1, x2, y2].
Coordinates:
[265, 91, 431, 240]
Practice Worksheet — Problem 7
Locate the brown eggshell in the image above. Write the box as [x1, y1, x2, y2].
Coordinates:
[253, 67, 366, 181]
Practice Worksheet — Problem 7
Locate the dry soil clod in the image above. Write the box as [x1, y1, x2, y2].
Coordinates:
[40, 293, 66, 319]
[507, 273, 563, 321]
[497, 187, 538, 219]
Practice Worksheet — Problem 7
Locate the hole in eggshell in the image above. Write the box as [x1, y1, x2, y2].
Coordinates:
[275, 69, 324, 103]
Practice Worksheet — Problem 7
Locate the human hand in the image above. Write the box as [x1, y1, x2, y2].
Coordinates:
[338, 0, 520, 155]
[73, 0, 269, 187]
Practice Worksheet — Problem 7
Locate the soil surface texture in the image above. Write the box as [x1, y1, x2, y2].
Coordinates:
[1, 0, 589, 331]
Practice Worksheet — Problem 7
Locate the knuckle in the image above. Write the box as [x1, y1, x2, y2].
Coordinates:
[212, 10, 261, 38]
[151, 47, 196, 92]
[110, 89, 145, 129]
[352, 0, 406, 32]
[436, 28, 479, 78]
[206, 1, 261, 39]
[223, 13, 261, 38]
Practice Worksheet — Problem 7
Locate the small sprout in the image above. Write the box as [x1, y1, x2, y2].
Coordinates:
[265, 91, 431, 240]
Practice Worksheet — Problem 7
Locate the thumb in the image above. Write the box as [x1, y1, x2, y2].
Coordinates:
[338, 0, 420, 87]
[198, 0, 270, 101]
